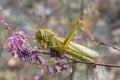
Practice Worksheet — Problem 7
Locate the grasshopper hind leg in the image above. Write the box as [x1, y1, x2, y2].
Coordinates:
[62, 20, 97, 50]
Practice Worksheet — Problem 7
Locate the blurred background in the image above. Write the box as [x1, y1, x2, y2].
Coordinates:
[0, 0, 120, 80]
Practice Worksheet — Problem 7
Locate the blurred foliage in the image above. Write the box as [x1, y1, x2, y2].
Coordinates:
[0, 0, 120, 80]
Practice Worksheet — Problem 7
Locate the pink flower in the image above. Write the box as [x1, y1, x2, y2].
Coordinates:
[8, 31, 72, 74]
[51, 0, 58, 4]
[12, 52, 18, 58]
[0, 18, 4, 24]
[94, 0, 100, 4]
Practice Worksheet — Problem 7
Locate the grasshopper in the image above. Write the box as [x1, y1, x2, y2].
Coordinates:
[35, 20, 98, 62]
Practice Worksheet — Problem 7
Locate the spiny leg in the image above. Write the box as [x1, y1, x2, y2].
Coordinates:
[62, 20, 97, 50]
[78, 20, 97, 46]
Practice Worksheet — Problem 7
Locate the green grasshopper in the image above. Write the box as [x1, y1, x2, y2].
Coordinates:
[35, 20, 98, 62]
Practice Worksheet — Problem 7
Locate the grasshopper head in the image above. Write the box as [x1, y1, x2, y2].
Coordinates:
[35, 29, 50, 49]
[35, 29, 44, 44]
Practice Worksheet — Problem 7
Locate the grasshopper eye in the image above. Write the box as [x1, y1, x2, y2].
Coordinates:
[38, 35, 42, 39]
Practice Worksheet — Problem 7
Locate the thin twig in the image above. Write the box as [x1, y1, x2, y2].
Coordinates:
[0, 44, 3, 57]
[97, 42, 120, 52]
[70, 60, 120, 68]
[37, 50, 120, 68]
[64, 55, 120, 68]
[80, 0, 84, 20]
